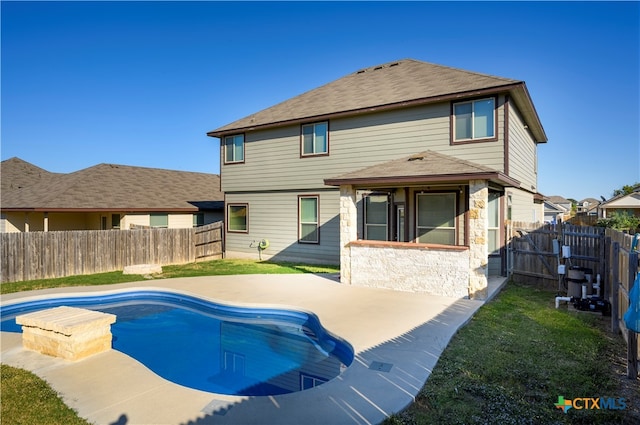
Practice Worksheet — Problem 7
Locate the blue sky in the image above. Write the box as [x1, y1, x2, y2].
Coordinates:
[2, 1, 638, 202]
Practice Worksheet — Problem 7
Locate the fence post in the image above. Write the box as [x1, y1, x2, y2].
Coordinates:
[603, 235, 611, 300]
[611, 242, 620, 334]
[628, 251, 638, 379]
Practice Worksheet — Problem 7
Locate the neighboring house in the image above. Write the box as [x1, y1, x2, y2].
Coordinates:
[544, 200, 568, 224]
[599, 189, 640, 219]
[546, 195, 573, 221]
[1, 157, 223, 232]
[576, 197, 600, 216]
[207, 59, 547, 299]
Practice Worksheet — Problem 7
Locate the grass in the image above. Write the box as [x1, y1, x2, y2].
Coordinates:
[0, 259, 340, 294]
[1, 364, 91, 425]
[385, 281, 636, 425]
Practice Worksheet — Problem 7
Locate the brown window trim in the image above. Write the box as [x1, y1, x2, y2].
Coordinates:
[298, 194, 320, 244]
[450, 95, 499, 145]
[300, 121, 330, 158]
[414, 190, 459, 245]
[223, 133, 246, 165]
[226, 203, 249, 233]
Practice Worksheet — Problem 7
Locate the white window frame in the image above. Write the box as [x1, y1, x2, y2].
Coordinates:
[453, 97, 496, 142]
[299, 195, 319, 243]
[301, 122, 329, 156]
[224, 134, 245, 164]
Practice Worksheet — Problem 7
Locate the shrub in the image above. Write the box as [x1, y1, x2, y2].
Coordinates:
[597, 211, 640, 233]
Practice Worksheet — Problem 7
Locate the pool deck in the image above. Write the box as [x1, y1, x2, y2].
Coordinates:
[1, 274, 507, 425]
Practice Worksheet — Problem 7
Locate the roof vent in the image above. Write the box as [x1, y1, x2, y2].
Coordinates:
[373, 66, 383, 71]
[408, 155, 424, 161]
[389, 62, 400, 67]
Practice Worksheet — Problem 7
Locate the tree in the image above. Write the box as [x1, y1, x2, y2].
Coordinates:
[613, 182, 640, 197]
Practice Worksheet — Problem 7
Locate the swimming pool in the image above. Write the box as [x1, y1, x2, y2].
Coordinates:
[0, 290, 354, 396]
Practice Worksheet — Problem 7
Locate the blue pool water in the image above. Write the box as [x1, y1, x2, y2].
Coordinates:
[0, 291, 353, 396]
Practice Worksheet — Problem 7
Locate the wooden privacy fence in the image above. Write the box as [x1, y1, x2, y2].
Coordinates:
[507, 221, 605, 289]
[607, 228, 639, 378]
[507, 221, 639, 378]
[1, 221, 223, 283]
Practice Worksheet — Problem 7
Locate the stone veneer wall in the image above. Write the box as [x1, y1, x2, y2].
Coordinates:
[339, 185, 358, 284]
[468, 180, 489, 299]
[348, 240, 470, 298]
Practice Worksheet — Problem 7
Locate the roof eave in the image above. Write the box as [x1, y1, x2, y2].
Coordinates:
[324, 172, 521, 188]
[0, 207, 201, 213]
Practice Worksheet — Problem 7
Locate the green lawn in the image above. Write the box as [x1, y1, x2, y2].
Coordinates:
[386, 282, 637, 425]
[1, 364, 91, 425]
[0, 259, 339, 294]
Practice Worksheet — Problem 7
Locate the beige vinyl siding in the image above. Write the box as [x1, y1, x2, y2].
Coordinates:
[508, 188, 541, 222]
[225, 191, 340, 264]
[508, 102, 538, 192]
[221, 99, 507, 193]
[122, 214, 151, 229]
[167, 214, 194, 229]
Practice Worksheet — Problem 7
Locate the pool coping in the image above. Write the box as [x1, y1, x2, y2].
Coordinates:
[1, 274, 507, 425]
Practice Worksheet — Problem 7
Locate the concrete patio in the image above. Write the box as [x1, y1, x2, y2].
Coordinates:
[1, 274, 507, 425]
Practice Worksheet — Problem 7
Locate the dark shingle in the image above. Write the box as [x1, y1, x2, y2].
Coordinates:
[208, 59, 546, 142]
[1, 159, 222, 212]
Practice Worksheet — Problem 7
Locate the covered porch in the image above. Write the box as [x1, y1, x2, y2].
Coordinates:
[324, 151, 519, 300]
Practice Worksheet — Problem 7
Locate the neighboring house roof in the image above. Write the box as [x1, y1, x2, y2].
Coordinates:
[600, 189, 640, 209]
[1, 157, 60, 194]
[324, 150, 520, 187]
[580, 197, 600, 205]
[546, 195, 572, 206]
[208, 59, 547, 143]
[544, 200, 569, 214]
[1, 158, 222, 212]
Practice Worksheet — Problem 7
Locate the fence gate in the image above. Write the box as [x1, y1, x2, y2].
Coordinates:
[507, 221, 605, 290]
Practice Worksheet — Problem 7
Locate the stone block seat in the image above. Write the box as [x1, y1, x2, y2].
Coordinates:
[16, 306, 116, 361]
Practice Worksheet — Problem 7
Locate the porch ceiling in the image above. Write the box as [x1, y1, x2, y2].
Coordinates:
[324, 150, 521, 188]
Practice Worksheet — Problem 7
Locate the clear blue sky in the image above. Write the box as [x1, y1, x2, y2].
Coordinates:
[2, 1, 638, 201]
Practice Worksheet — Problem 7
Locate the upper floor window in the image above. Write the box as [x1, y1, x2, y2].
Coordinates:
[301, 122, 328, 156]
[453, 98, 495, 142]
[224, 134, 244, 164]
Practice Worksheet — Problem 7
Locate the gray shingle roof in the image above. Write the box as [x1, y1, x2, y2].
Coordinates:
[324, 150, 520, 187]
[1, 158, 222, 212]
[209, 59, 546, 143]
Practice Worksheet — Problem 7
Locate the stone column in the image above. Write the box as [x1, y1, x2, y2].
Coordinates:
[339, 185, 358, 284]
[468, 180, 489, 299]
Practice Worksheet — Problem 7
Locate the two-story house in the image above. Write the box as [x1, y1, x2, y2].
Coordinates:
[208, 59, 547, 299]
